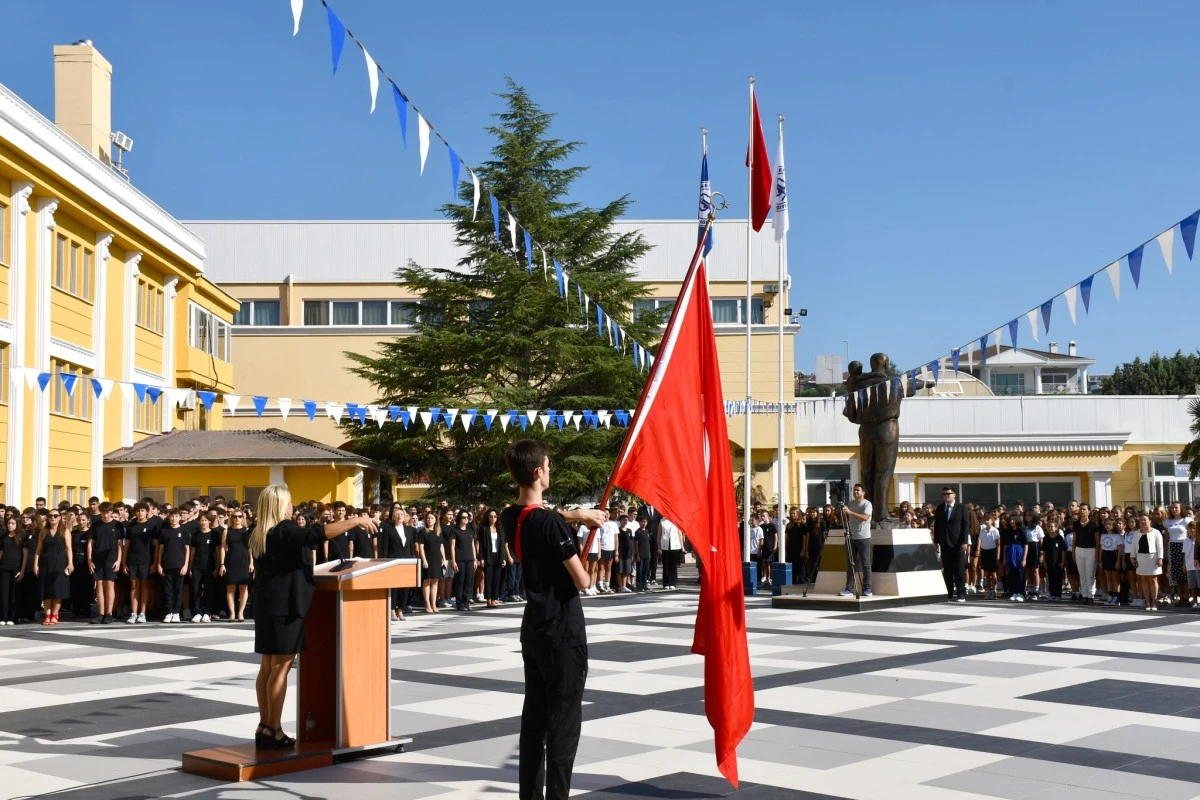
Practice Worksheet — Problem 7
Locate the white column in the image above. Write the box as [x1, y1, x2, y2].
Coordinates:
[91, 233, 112, 497]
[795, 461, 807, 507]
[122, 466, 138, 504]
[1087, 471, 1113, 508]
[895, 473, 917, 505]
[121, 252, 142, 446]
[6, 182, 34, 506]
[32, 196, 59, 499]
[1080, 368, 1089, 395]
[161, 278, 178, 432]
[1033, 366, 1042, 395]
[352, 471, 364, 507]
[269, 465, 285, 485]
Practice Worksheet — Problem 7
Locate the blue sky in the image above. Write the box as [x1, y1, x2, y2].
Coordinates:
[3, 0, 1199, 375]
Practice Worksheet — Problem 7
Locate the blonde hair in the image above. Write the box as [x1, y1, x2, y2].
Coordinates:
[250, 484, 292, 558]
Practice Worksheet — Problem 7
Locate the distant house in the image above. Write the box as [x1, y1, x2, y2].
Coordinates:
[964, 341, 1096, 396]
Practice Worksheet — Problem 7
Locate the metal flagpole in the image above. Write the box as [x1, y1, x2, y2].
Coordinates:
[743, 76, 754, 565]
[776, 113, 788, 567]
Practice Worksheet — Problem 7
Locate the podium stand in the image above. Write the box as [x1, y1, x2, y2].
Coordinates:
[182, 558, 421, 782]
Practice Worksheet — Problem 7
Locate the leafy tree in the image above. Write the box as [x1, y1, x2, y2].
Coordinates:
[1182, 398, 1200, 480]
[1100, 350, 1200, 395]
[344, 80, 655, 506]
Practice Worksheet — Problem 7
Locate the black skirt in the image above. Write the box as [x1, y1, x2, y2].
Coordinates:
[255, 613, 306, 655]
[979, 549, 998, 572]
[40, 569, 70, 601]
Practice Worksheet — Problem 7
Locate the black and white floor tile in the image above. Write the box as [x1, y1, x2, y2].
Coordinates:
[4, 591, 1200, 798]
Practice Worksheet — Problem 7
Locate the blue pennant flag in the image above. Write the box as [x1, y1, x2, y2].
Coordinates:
[490, 195, 501, 244]
[596, 305, 604, 335]
[346, 402, 359, 421]
[614, 410, 629, 427]
[1182, 211, 1199, 260]
[252, 396, 268, 417]
[524, 231, 533, 273]
[1008, 318, 1019, 349]
[326, 5, 346, 75]
[391, 84, 408, 147]
[60, 372, 77, 396]
[429, 407, 440, 428]
[979, 336, 988, 366]
[464, 409, 478, 430]
[950, 349, 960, 375]
[555, 413, 565, 430]
[36, 372, 52, 392]
[697, 153, 714, 256]
[552, 259, 565, 298]
[1080, 276, 1094, 313]
[929, 360, 940, 385]
[400, 409, 411, 428]
[483, 411, 494, 432]
[355, 406, 368, 424]
[518, 413, 528, 431]
[577, 284, 583, 310]
[448, 148, 460, 196]
[633, 341, 641, 370]
[146, 387, 161, 404]
[1040, 298, 1053, 334]
[197, 391, 216, 411]
[303, 400, 317, 421]
[91, 378, 104, 399]
[1127, 245, 1143, 288]
[582, 410, 595, 428]
[388, 406, 401, 423]
[132, 382, 148, 403]
[506, 410, 519, 430]
[891, 376, 901, 402]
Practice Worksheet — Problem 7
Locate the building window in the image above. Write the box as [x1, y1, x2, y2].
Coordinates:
[49, 359, 93, 421]
[209, 486, 236, 504]
[332, 301, 359, 325]
[711, 298, 764, 326]
[174, 487, 200, 507]
[804, 464, 852, 506]
[136, 279, 164, 333]
[922, 480, 1077, 509]
[51, 486, 63, 507]
[233, 300, 281, 326]
[1143, 457, 1200, 506]
[243, 486, 266, 508]
[138, 487, 167, 506]
[1041, 371, 1072, 393]
[52, 233, 94, 302]
[391, 301, 419, 326]
[989, 373, 1026, 396]
[189, 304, 231, 362]
[136, 392, 161, 434]
[632, 298, 677, 324]
[304, 300, 424, 327]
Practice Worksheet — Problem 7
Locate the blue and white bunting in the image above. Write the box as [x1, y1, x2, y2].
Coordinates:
[1157, 228, 1175, 274]
[448, 148, 460, 196]
[326, 5, 346, 74]
[290, 0, 304, 36]
[1127, 245, 1143, 289]
[1040, 298, 1053, 334]
[490, 195, 500, 243]
[362, 46, 379, 113]
[417, 113, 430, 175]
[391, 85, 408, 147]
[1080, 275, 1093, 313]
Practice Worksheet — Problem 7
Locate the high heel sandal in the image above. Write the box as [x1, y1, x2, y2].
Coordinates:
[271, 730, 296, 749]
[255, 725, 275, 749]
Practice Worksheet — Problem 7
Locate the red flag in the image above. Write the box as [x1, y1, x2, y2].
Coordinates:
[601, 224, 753, 788]
[746, 84, 772, 232]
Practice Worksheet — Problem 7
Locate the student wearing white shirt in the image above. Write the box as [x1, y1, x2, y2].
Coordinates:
[974, 511, 1001, 600]
[1185, 521, 1199, 608]
[576, 518, 602, 596]
[1164, 502, 1193, 601]
[659, 518, 684, 590]
[747, 519, 764, 582]
[598, 517, 618, 594]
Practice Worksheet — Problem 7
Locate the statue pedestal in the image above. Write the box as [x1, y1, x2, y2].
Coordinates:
[772, 528, 947, 611]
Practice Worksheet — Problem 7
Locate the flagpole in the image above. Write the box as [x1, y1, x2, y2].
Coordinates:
[776, 113, 788, 568]
[743, 76, 754, 565]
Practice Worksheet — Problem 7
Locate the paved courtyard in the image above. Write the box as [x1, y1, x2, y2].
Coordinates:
[3, 591, 1200, 799]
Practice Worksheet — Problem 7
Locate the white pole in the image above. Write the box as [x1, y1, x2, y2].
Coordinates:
[744, 76, 754, 565]
[776, 116, 787, 566]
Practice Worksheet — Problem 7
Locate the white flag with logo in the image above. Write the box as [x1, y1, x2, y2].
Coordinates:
[772, 126, 789, 244]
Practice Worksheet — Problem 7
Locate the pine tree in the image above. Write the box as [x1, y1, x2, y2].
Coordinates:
[1101, 350, 1200, 395]
[344, 79, 656, 506]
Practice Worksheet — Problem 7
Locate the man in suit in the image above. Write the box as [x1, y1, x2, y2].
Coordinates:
[933, 486, 970, 602]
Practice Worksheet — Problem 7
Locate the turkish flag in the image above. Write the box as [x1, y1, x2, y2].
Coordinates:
[602, 226, 754, 788]
[747, 85, 773, 232]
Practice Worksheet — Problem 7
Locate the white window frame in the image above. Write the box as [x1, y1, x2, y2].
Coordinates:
[918, 476, 1082, 509]
[303, 299, 425, 328]
[797, 460, 860, 508]
[233, 300, 281, 327]
[188, 302, 231, 362]
[1141, 455, 1200, 507]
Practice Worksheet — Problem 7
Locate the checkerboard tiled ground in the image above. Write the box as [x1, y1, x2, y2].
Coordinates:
[5, 591, 1200, 799]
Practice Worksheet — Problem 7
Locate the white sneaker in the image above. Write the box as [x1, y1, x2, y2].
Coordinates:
[201, 614, 211, 622]
[171, 613, 181, 623]
[191, 614, 202, 623]
[136, 613, 146, 623]
[1014, 594, 1025, 602]
[126, 614, 137, 624]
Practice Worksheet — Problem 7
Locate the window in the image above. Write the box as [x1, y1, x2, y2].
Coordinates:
[804, 464, 852, 506]
[632, 298, 676, 324]
[243, 486, 266, 508]
[989, 373, 1026, 396]
[51, 486, 63, 507]
[189, 304, 231, 362]
[0, 344, 7, 404]
[1041, 371, 1071, 393]
[0, 200, 8, 265]
[391, 301, 419, 326]
[209, 486, 236, 504]
[1143, 457, 1200, 506]
[362, 300, 387, 325]
[136, 279, 164, 333]
[303, 300, 329, 326]
[233, 300, 281, 326]
[304, 300, 425, 327]
[174, 487, 200, 507]
[49, 359, 92, 421]
[138, 487, 167, 506]
[136, 392, 161, 434]
[923, 480, 1078, 509]
[52, 233, 93, 301]
[332, 301, 359, 325]
[711, 298, 764, 325]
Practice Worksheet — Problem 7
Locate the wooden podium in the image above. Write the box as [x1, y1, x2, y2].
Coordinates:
[183, 558, 421, 782]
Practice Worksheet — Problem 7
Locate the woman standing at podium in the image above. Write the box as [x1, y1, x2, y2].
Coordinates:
[250, 484, 378, 749]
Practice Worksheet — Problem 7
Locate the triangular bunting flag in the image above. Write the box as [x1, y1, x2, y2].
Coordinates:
[303, 400, 317, 421]
[1008, 319, 1019, 350]
[417, 114, 430, 175]
[1063, 286, 1077, 324]
[508, 213, 517, 251]
[131, 382, 148, 403]
[526, 410, 538, 426]
[444, 408, 459, 428]
[372, 407, 388, 426]
[950, 349, 960, 375]
[524, 231, 533, 273]
[1157, 228, 1175, 274]
[252, 396, 268, 417]
[391, 84, 408, 147]
[290, 0, 303, 35]
[490, 195, 501, 244]
[929, 360, 940, 385]
[470, 170, 480, 221]
[538, 413, 551, 430]
[324, 401, 344, 422]
[95, 378, 115, 400]
[326, 5, 346, 74]
[979, 337, 988, 367]
[388, 406, 401, 423]
[463, 409, 477, 431]
[1040, 298, 1053, 334]
[448, 147, 460, 196]
[362, 47, 379, 113]
[1026, 309, 1040, 343]
[1105, 261, 1120, 301]
[1080, 275, 1093, 313]
[59, 372, 77, 396]
[37, 372, 52, 392]
[484, 409, 496, 432]
[278, 398, 292, 420]
[419, 410, 433, 429]
[146, 387, 161, 404]
[399, 409, 411, 428]
[1182, 211, 1199, 260]
[518, 414, 528, 431]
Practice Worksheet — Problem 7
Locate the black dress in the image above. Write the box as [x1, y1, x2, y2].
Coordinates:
[223, 528, 252, 586]
[39, 533, 70, 601]
[420, 527, 444, 580]
[253, 520, 326, 655]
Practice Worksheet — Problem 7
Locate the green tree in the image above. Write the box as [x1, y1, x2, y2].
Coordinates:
[1182, 398, 1200, 480]
[343, 80, 655, 506]
[1100, 350, 1200, 395]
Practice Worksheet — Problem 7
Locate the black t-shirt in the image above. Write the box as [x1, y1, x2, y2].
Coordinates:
[1000, 528, 1024, 549]
[419, 527, 444, 566]
[156, 525, 190, 570]
[89, 521, 122, 554]
[348, 525, 373, 559]
[124, 518, 162, 566]
[501, 505, 585, 648]
[761, 522, 778, 555]
[325, 531, 349, 562]
[635, 526, 651, 560]
[1042, 534, 1067, 567]
[617, 526, 632, 559]
[452, 526, 475, 562]
[1, 534, 22, 570]
[1072, 520, 1100, 549]
[190, 529, 215, 570]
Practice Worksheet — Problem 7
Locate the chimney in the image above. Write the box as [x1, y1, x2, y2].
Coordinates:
[53, 40, 112, 164]
[1068, 340, 1077, 357]
[1048, 342, 1058, 354]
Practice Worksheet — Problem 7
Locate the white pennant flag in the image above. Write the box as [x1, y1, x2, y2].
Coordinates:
[444, 408, 459, 428]
[508, 214, 517, 251]
[542, 251, 548, 280]
[572, 415, 581, 430]
[24, 368, 40, 391]
[470, 170, 480, 222]
[95, 377, 115, 400]
[1063, 286, 1078, 324]
[1157, 228, 1175, 274]
[8, 367, 23, 392]
[372, 407, 388, 426]
[563, 411, 576, 427]
[417, 114, 431, 175]
[461, 413, 472, 431]
[563, 271, 570, 302]
[598, 410, 611, 428]
[406, 406, 418, 419]
[538, 413, 551, 430]
[278, 398, 292, 420]
[363, 47, 379, 113]
[419, 410, 433, 429]
[525, 410, 538, 426]
[119, 381, 137, 402]
[1026, 309, 1040, 343]
[166, 388, 192, 408]
[1105, 261, 1121, 301]
[224, 394, 242, 414]
[290, 0, 303, 35]
[324, 402, 345, 422]
[499, 413, 510, 432]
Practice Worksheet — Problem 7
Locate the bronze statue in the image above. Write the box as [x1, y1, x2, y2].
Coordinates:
[843, 353, 917, 525]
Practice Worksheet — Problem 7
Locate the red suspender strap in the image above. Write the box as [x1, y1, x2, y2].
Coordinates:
[514, 504, 540, 564]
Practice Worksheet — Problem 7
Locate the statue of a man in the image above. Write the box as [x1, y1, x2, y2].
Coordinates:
[843, 353, 916, 524]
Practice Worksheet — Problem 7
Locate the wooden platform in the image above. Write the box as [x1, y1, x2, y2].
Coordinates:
[771, 591, 949, 612]
[182, 737, 409, 782]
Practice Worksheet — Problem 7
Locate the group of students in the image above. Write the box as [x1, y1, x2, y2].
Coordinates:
[0, 493, 687, 626]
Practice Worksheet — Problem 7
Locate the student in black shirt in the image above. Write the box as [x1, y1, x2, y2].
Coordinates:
[188, 514, 217, 622]
[88, 503, 124, 624]
[501, 439, 605, 800]
[634, 514, 652, 591]
[1, 516, 25, 624]
[450, 511, 478, 611]
[1041, 519, 1068, 601]
[154, 509, 191, 623]
[70, 513, 92, 618]
[122, 502, 161, 624]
